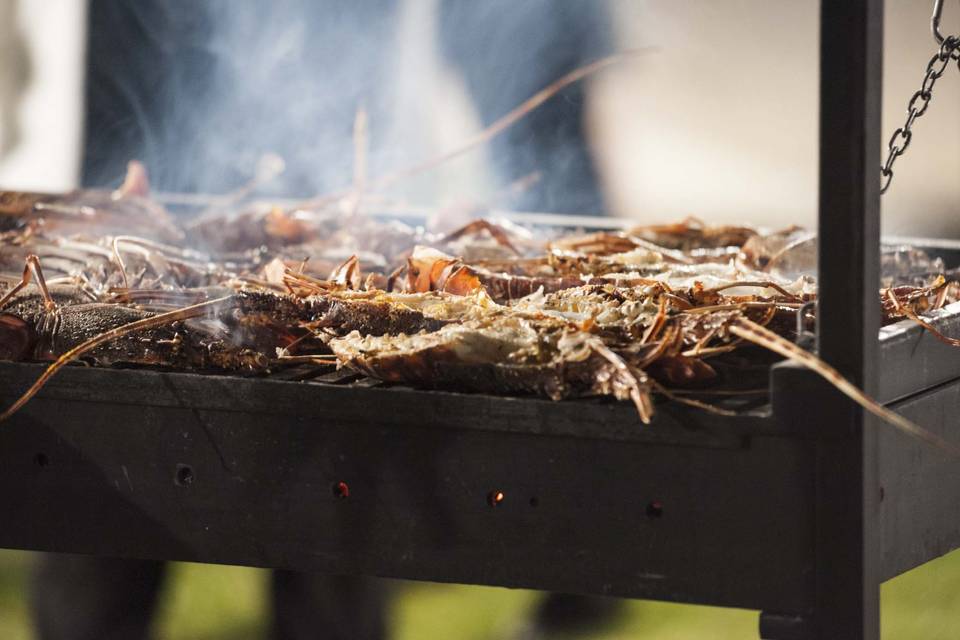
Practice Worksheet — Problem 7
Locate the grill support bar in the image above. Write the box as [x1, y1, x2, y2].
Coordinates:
[807, 1, 884, 638]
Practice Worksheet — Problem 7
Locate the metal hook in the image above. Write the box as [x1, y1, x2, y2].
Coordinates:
[933, 0, 950, 44]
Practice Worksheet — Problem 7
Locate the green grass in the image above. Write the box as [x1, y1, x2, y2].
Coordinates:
[152, 562, 269, 640]
[0, 551, 32, 640]
[3, 548, 960, 638]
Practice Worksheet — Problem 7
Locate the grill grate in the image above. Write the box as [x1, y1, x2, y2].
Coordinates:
[265, 363, 378, 387]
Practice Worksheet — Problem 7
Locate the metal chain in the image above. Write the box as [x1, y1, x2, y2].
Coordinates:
[881, 34, 960, 194]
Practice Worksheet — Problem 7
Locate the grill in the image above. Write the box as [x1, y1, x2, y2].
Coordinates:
[1, 2, 958, 639]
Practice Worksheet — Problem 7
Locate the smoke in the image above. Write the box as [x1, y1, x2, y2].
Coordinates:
[83, 0, 399, 197]
[82, 1, 614, 213]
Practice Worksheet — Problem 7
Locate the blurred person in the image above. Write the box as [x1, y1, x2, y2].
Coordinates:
[28, 2, 619, 639]
[437, 1, 611, 214]
[79, 0, 611, 214]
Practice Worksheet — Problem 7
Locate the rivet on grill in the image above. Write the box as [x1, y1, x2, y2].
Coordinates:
[175, 464, 194, 487]
[646, 500, 664, 519]
[34, 453, 49, 468]
[487, 490, 505, 507]
[529, 496, 540, 508]
[332, 481, 350, 499]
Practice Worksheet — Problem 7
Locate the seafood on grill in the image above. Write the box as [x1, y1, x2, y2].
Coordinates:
[0, 263, 265, 371]
[326, 273, 799, 418]
[2, 164, 960, 457]
[2, 49, 959, 453]
[0, 162, 181, 241]
[627, 217, 759, 253]
[330, 311, 657, 422]
[0, 255, 446, 370]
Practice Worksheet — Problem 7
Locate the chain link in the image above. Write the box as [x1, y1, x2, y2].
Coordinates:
[881, 32, 960, 195]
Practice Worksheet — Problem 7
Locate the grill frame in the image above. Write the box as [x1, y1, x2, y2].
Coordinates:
[1, 1, 957, 638]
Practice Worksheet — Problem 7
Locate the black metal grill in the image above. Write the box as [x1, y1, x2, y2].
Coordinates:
[0, 2, 957, 639]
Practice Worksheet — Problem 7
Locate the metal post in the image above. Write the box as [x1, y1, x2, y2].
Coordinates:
[815, 0, 883, 638]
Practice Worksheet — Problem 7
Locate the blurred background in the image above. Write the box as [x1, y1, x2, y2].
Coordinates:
[3, 549, 960, 639]
[2, 0, 960, 638]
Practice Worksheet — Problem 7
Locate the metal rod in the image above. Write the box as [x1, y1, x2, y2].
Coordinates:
[932, 0, 947, 43]
[819, 13, 883, 382]
[815, 0, 883, 638]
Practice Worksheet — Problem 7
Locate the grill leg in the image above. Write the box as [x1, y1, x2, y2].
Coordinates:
[811, 435, 881, 640]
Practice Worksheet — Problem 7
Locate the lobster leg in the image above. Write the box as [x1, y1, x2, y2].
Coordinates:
[0, 254, 57, 313]
[441, 219, 521, 255]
